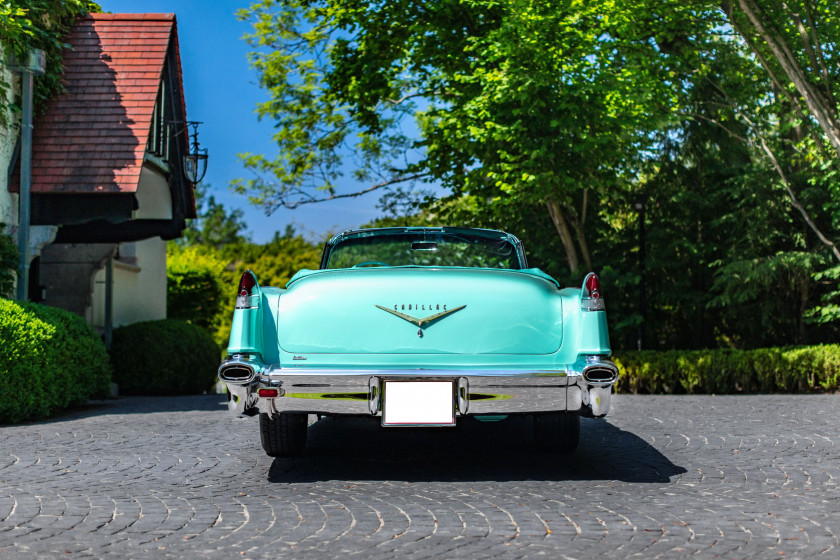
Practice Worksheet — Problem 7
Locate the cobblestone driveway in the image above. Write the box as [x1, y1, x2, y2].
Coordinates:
[1, 394, 838, 559]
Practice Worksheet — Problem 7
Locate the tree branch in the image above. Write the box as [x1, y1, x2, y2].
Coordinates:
[384, 91, 441, 106]
[679, 111, 748, 143]
[802, 0, 835, 105]
[733, 0, 840, 155]
[680, 105, 840, 263]
[755, 132, 840, 263]
[782, 2, 820, 78]
[267, 172, 432, 210]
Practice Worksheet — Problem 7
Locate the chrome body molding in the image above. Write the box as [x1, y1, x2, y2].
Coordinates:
[374, 304, 467, 328]
[220, 357, 619, 419]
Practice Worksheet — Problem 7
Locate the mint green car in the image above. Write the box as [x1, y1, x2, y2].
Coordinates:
[219, 227, 617, 457]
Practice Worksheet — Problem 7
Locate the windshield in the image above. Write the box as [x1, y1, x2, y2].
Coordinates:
[323, 228, 524, 270]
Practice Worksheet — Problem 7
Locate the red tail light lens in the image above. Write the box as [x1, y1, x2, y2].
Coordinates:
[585, 273, 601, 299]
[258, 388, 279, 398]
[236, 270, 260, 309]
[238, 270, 258, 296]
[581, 273, 605, 311]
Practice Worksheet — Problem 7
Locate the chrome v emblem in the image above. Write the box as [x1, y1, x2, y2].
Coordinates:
[375, 304, 466, 336]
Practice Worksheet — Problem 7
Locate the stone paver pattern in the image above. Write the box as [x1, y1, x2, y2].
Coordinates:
[0, 394, 838, 559]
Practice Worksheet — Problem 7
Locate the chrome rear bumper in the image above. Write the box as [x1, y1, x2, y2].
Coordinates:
[220, 358, 618, 419]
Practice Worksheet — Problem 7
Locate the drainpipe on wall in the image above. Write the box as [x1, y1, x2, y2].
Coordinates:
[104, 256, 113, 349]
[8, 49, 46, 301]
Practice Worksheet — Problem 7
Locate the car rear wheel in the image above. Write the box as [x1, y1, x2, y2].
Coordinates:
[259, 412, 308, 457]
[533, 412, 580, 453]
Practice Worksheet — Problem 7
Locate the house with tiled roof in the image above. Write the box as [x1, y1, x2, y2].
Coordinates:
[1, 13, 197, 337]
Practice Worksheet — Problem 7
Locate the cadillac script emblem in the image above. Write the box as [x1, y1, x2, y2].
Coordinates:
[375, 304, 466, 337]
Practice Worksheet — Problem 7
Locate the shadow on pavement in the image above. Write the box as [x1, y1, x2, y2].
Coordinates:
[2, 395, 229, 426]
[268, 415, 686, 484]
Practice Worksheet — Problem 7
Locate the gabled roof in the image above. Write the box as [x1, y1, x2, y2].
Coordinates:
[12, 13, 186, 194]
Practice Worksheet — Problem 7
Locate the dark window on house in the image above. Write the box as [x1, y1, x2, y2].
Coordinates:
[146, 80, 169, 158]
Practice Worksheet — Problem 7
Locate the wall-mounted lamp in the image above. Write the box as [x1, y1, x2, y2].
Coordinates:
[182, 121, 208, 184]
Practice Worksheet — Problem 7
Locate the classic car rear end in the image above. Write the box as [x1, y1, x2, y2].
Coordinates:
[219, 227, 618, 457]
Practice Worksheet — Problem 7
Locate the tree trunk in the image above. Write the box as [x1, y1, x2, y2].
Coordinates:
[568, 217, 593, 272]
[546, 199, 580, 274]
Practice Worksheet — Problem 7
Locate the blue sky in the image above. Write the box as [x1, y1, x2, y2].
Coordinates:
[97, 0, 405, 243]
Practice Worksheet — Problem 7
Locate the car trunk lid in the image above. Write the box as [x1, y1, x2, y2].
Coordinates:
[276, 267, 562, 355]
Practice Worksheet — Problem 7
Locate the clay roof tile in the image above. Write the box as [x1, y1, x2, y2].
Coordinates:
[11, 13, 184, 195]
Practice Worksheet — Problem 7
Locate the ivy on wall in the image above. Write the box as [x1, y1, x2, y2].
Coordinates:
[0, 0, 100, 127]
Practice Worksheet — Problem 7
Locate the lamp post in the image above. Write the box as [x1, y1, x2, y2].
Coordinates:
[8, 48, 46, 301]
[634, 199, 646, 350]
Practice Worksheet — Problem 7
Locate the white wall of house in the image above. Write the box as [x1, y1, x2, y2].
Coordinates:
[89, 236, 167, 328]
[135, 166, 173, 219]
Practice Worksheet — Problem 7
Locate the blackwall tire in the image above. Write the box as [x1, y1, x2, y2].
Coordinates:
[534, 412, 580, 453]
[259, 412, 308, 457]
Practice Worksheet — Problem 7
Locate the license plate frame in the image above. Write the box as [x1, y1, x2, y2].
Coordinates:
[382, 380, 455, 427]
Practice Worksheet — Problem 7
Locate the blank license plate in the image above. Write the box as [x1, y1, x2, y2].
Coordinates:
[382, 381, 455, 426]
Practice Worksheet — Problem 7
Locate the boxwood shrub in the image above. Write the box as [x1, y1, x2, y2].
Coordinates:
[614, 345, 840, 394]
[110, 319, 219, 395]
[0, 299, 111, 423]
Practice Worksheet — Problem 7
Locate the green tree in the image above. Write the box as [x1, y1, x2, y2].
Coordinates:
[234, 0, 840, 349]
[721, 0, 840, 160]
[234, 0, 722, 276]
[597, 36, 840, 349]
[180, 184, 248, 249]
[718, 0, 840, 261]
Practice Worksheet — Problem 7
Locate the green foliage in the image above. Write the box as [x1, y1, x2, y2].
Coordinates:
[807, 265, 840, 324]
[110, 319, 219, 396]
[614, 345, 840, 394]
[223, 226, 322, 289]
[234, 0, 719, 270]
[0, 0, 100, 127]
[722, 0, 840, 168]
[214, 228, 322, 346]
[0, 298, 111, 423]
[590, 34, 840, 350]
[0, 226, 18, 297]
[235, 0, 840, 350]
[170, 225, 322, 346]
[178, 184, 249, 249]
[167, 246, 227, 330]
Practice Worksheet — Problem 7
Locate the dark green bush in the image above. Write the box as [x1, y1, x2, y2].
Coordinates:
[614, 345, 840, 394]
[110, 319, 219, 395]
[0, 299, 111, 423]
[167, 247, 225, 329]
[0, 228, 19, 297]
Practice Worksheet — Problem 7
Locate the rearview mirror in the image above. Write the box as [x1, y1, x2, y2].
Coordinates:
[411, 241, 438, 251]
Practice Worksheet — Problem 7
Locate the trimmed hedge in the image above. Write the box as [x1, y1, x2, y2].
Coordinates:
[110, 319, 219, 395]
[614, 345, 840, 394]
[167, 246, 226, 329]
[0, 299, 111, 423]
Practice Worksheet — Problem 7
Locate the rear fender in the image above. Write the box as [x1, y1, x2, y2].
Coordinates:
[227, 270, 264, 355]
